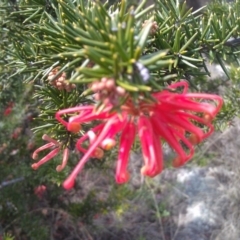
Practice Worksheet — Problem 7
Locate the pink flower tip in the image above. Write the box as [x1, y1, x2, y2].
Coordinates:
[92, 147, 104, 159]
[141, 166, 157, 177]
[203, 113, 213, 123]
[63, 178, 75, 190]
[172, 156, 185, 168]
[32, 153, 38, 160]
[188, 133, 201, 145]
[116, 172, 130, 184]
[100, 139, 116, 150]
[42, 134, 49, 140]
[32, 163, 39, 170]
[67, 122, 81, 133]
[56, 165, 63, 172]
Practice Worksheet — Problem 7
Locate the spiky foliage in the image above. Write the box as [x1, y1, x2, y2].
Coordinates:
[2, 0, 240, 238]
[1, 0, 240, 141]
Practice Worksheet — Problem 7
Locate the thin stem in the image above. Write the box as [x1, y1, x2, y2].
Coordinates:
[145, 179, 166, 240]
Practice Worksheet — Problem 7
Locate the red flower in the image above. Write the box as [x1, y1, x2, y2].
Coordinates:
[31, 134, 69, 172]
[54, 81, 222, 189]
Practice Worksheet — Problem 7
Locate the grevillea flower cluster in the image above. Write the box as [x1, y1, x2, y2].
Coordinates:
[32, 134, 69, 172]
[47, 81, 223, 190]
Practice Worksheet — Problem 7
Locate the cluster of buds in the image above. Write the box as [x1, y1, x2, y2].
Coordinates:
[31, 134, 69, 172]
[47, 67, 76, 92]
[51, 81, 223, 190]
[142, 20, 158, 35]
[90, 77, 126, 105]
